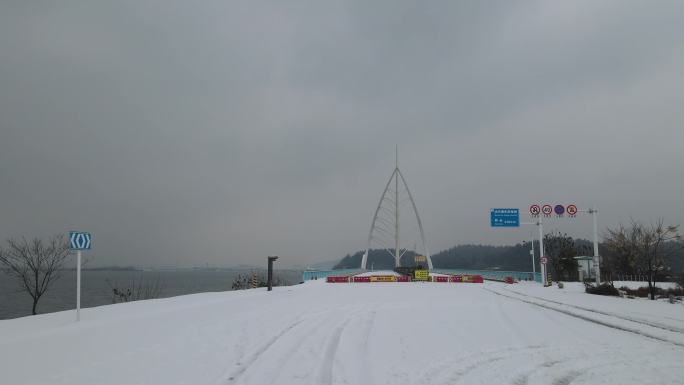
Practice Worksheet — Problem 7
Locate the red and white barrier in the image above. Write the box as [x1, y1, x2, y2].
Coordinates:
[326, 273, 483, 283]
[326, 276, 351, 283]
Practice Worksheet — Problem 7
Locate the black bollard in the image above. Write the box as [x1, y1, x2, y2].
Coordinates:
[267, 256, 278, 291]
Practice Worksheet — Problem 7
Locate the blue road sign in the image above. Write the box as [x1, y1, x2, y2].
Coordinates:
[554, 204, 565, 216]
[69, 232, 92, 250]
[490, 208, 520, 227]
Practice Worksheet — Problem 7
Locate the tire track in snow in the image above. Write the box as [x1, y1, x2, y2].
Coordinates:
[317, 317, 353, 385]
[358, 309, 377, 385]
[551, 370, 582, 385]
[263, 311, 343, 385]
[421, 345, 548, 385]
[223, 318, 304, 384]
[436, 346, 568, 385]
[494, 290, 531, 344]
[223, 306, 369, 385]
[310, 305, 375, 385]
[441, 346, 629, 385]
[510, 360, 561, 385]
[228, 307, 355, 385]
[503, 287, 684, 334]
[446, 355, 506, 383]
[265, 306, 371, 385]
[484, 288, 684, 348]
[522, 355, 634, 385]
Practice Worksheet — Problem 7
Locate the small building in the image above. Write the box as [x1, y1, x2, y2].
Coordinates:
[574, 256, 595, 281]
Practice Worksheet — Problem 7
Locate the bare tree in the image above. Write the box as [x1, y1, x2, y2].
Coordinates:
[0, 235, 71, 315]
[603, 222, 641, 280]
[605, 219, 682, 300]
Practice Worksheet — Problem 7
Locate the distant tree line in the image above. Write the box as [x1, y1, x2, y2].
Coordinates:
[334, 245, 549, 271]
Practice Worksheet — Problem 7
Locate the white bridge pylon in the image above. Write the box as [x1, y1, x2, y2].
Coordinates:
[361, 150, 432, 270]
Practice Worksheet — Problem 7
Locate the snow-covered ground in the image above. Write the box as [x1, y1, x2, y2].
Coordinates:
[1, 280, 683, 385]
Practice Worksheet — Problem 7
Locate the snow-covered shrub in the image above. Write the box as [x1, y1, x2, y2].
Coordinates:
[585, 283, 620, 296]
[106, 276, 164, 303]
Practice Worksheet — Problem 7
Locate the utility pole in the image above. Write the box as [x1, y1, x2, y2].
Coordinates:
[267, 256, 278, 291]
[589, 208, 600, 284]
[520, 221, 542, 284]
[538, 216, 546, 286]
[529, 234, 536, 279]
[394, 145, 400, 268]
[574, 207, 601, 284]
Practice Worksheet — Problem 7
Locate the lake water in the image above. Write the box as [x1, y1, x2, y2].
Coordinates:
[0, 269, 303, 320]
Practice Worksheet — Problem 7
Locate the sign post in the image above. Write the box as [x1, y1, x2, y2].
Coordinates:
[267, 256, 278, 291]
[69, 231, 91, 322]
[493, 208, 545, 284]
[529, 203, 600, 285]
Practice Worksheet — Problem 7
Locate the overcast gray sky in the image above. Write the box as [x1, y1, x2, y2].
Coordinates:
[1, 1, 683, 268]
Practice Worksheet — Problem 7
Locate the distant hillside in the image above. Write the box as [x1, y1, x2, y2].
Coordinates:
[333, 240, 684, 273]
[334, 249, 420, 270]
[431, 244, 539, 271]
[333, 245, 539, 271]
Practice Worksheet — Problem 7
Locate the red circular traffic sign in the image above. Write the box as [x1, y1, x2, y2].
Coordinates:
[540, 256, 548, 264]
[530, 205, 540, 216]
[567, 204, 578, 216]
[541, 205, 553, 216]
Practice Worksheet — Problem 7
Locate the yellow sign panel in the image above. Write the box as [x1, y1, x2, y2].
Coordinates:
[370, 275, 397, 282]
[414, 255, 427, 263]
[414, 270, 429, 281]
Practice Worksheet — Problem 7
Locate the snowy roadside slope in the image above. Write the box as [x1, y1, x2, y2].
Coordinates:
[489, 282, 684, 339]
[1, 281, 683, 385]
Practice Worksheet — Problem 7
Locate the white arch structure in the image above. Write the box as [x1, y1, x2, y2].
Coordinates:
[361, 152, 432, 270]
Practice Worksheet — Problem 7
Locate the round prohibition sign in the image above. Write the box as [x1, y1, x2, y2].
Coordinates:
[566, 204, 578, 216]
[541, 205, 553, 216]
[529, 205, 540, 216]
[541, 256, 548, 264]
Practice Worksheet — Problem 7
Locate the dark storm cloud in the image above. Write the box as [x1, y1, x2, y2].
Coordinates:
[1, 1, 683, 268]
